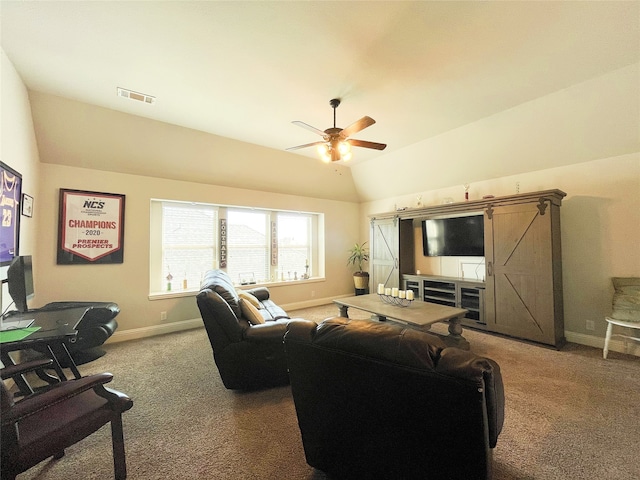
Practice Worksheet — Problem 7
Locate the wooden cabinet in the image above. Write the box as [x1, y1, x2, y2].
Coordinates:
[370, 217, 414, 290]
[484, 197, 564, 347]
[374, 190, 565, 348]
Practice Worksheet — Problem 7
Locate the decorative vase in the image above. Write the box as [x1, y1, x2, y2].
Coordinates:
[353, 272, 369, 290]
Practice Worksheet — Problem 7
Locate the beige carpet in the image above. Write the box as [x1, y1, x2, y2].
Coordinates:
[17, 304, 640, 479]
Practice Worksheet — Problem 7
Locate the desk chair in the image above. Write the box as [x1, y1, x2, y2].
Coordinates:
[1, 361, 133, 480]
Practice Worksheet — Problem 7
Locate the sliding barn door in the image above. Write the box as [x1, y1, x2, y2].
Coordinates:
[369, 217, 415, 292]
[485, 201, 564, 346]
[370, 217, 400, 290]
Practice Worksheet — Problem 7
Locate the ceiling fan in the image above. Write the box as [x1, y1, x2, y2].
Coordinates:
[287, 98, 387, 162]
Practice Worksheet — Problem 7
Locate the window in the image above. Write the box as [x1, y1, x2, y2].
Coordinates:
[277, 213, 311, 280]
[226, 209, 269, 285]
[158, 202, 217, 291]
[150, 200, 323, 295]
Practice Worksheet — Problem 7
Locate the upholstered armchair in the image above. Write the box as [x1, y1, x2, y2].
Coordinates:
[196, 269, 313, 390]
[1, 360, 133, 480]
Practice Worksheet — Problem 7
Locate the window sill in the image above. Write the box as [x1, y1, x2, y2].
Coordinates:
[148, 290, 198, 300]
[148, 276, 325, 300]
[244, 277, 326, 289]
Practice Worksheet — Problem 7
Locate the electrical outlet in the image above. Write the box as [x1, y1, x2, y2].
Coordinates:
[586, 319, 595, 331]
[160, 311, 167, 321]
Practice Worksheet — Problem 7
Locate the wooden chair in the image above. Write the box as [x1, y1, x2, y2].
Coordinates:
[603, 277, 640, 359]
[1, 360, 133, 479]
[603, 317, 640, 359]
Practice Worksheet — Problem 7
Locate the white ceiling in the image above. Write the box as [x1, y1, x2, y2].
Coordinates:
[1, 1, 639, 179]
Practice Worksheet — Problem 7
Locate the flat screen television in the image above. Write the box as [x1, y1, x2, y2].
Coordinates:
[7, 255, 34, 313]
[422, 215, 485, 257]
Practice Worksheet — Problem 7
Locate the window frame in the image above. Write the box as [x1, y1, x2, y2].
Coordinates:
[149, 199, 324, 298]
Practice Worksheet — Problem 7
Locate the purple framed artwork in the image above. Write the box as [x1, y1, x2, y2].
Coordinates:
[0, 162, 23, 266]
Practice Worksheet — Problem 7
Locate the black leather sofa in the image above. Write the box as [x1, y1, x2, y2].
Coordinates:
[196, 269, 312, 390]
[284, 317, 505, 480]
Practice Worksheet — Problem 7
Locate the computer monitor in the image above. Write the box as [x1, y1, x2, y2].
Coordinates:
[7, 255, 34, 313]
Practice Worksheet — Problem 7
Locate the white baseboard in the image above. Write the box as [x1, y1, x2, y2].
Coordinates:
[107, 318, 203, 344]
[565, 330, 640, 357]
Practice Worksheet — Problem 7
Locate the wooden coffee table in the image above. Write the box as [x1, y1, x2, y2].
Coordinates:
[334, 294, 470, 350]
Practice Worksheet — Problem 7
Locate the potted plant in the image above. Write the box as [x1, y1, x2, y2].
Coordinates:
[347, 242, 370, 290]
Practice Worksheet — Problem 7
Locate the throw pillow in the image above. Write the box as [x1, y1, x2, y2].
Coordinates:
[240, 298, 265, 325]
[237, 289, 262, 309]
[612, 277, 640, 322]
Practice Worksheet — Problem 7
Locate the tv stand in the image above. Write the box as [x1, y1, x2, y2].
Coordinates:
[403, 274, 486, 329]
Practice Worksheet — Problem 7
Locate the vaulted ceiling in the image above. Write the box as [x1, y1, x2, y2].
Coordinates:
[2, 1, 638, 201]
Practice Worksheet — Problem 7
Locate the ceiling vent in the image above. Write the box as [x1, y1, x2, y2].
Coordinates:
[117, 87, 155, 105]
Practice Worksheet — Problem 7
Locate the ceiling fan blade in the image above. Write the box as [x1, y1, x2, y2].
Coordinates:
[292, 121, 327, 137]
[349, 139, 387, 151]
[341, 116, 376, 138]
[286, 141, 325, 151]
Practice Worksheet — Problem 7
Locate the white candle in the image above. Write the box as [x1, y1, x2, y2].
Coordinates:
[406, 290, 415, 300]
[391, 288, 399, 297]
[378, 283, 385, 294]
[399, 290, 406, 299]
[385, 288, 392, 296]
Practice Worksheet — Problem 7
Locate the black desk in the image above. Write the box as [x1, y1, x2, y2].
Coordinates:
[0, 307, 90, 393]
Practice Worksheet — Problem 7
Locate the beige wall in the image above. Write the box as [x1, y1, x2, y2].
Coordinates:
[34, 164, 360, 335]
[351, 63, 639, 202]
[0, 50, 40, 312]
[361, 153, 640, 350]
[28, 91, 361, 204]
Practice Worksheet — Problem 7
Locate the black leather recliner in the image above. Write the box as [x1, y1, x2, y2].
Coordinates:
[284, 317, 505, 480]
[196, 269, 311, 390]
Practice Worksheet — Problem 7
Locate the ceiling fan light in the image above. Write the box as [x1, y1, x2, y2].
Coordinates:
[342, 151, 352, 162]
[338, 141, 351, 155]
[317, 144, 332, 162]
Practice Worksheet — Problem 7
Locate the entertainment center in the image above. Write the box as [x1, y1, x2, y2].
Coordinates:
[369, 189, 566, 348]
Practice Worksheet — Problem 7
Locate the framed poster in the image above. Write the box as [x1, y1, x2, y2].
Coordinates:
[57, 189, 125, 264]
[0, 162, 22, 266]
[21, 193, 33, 217]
